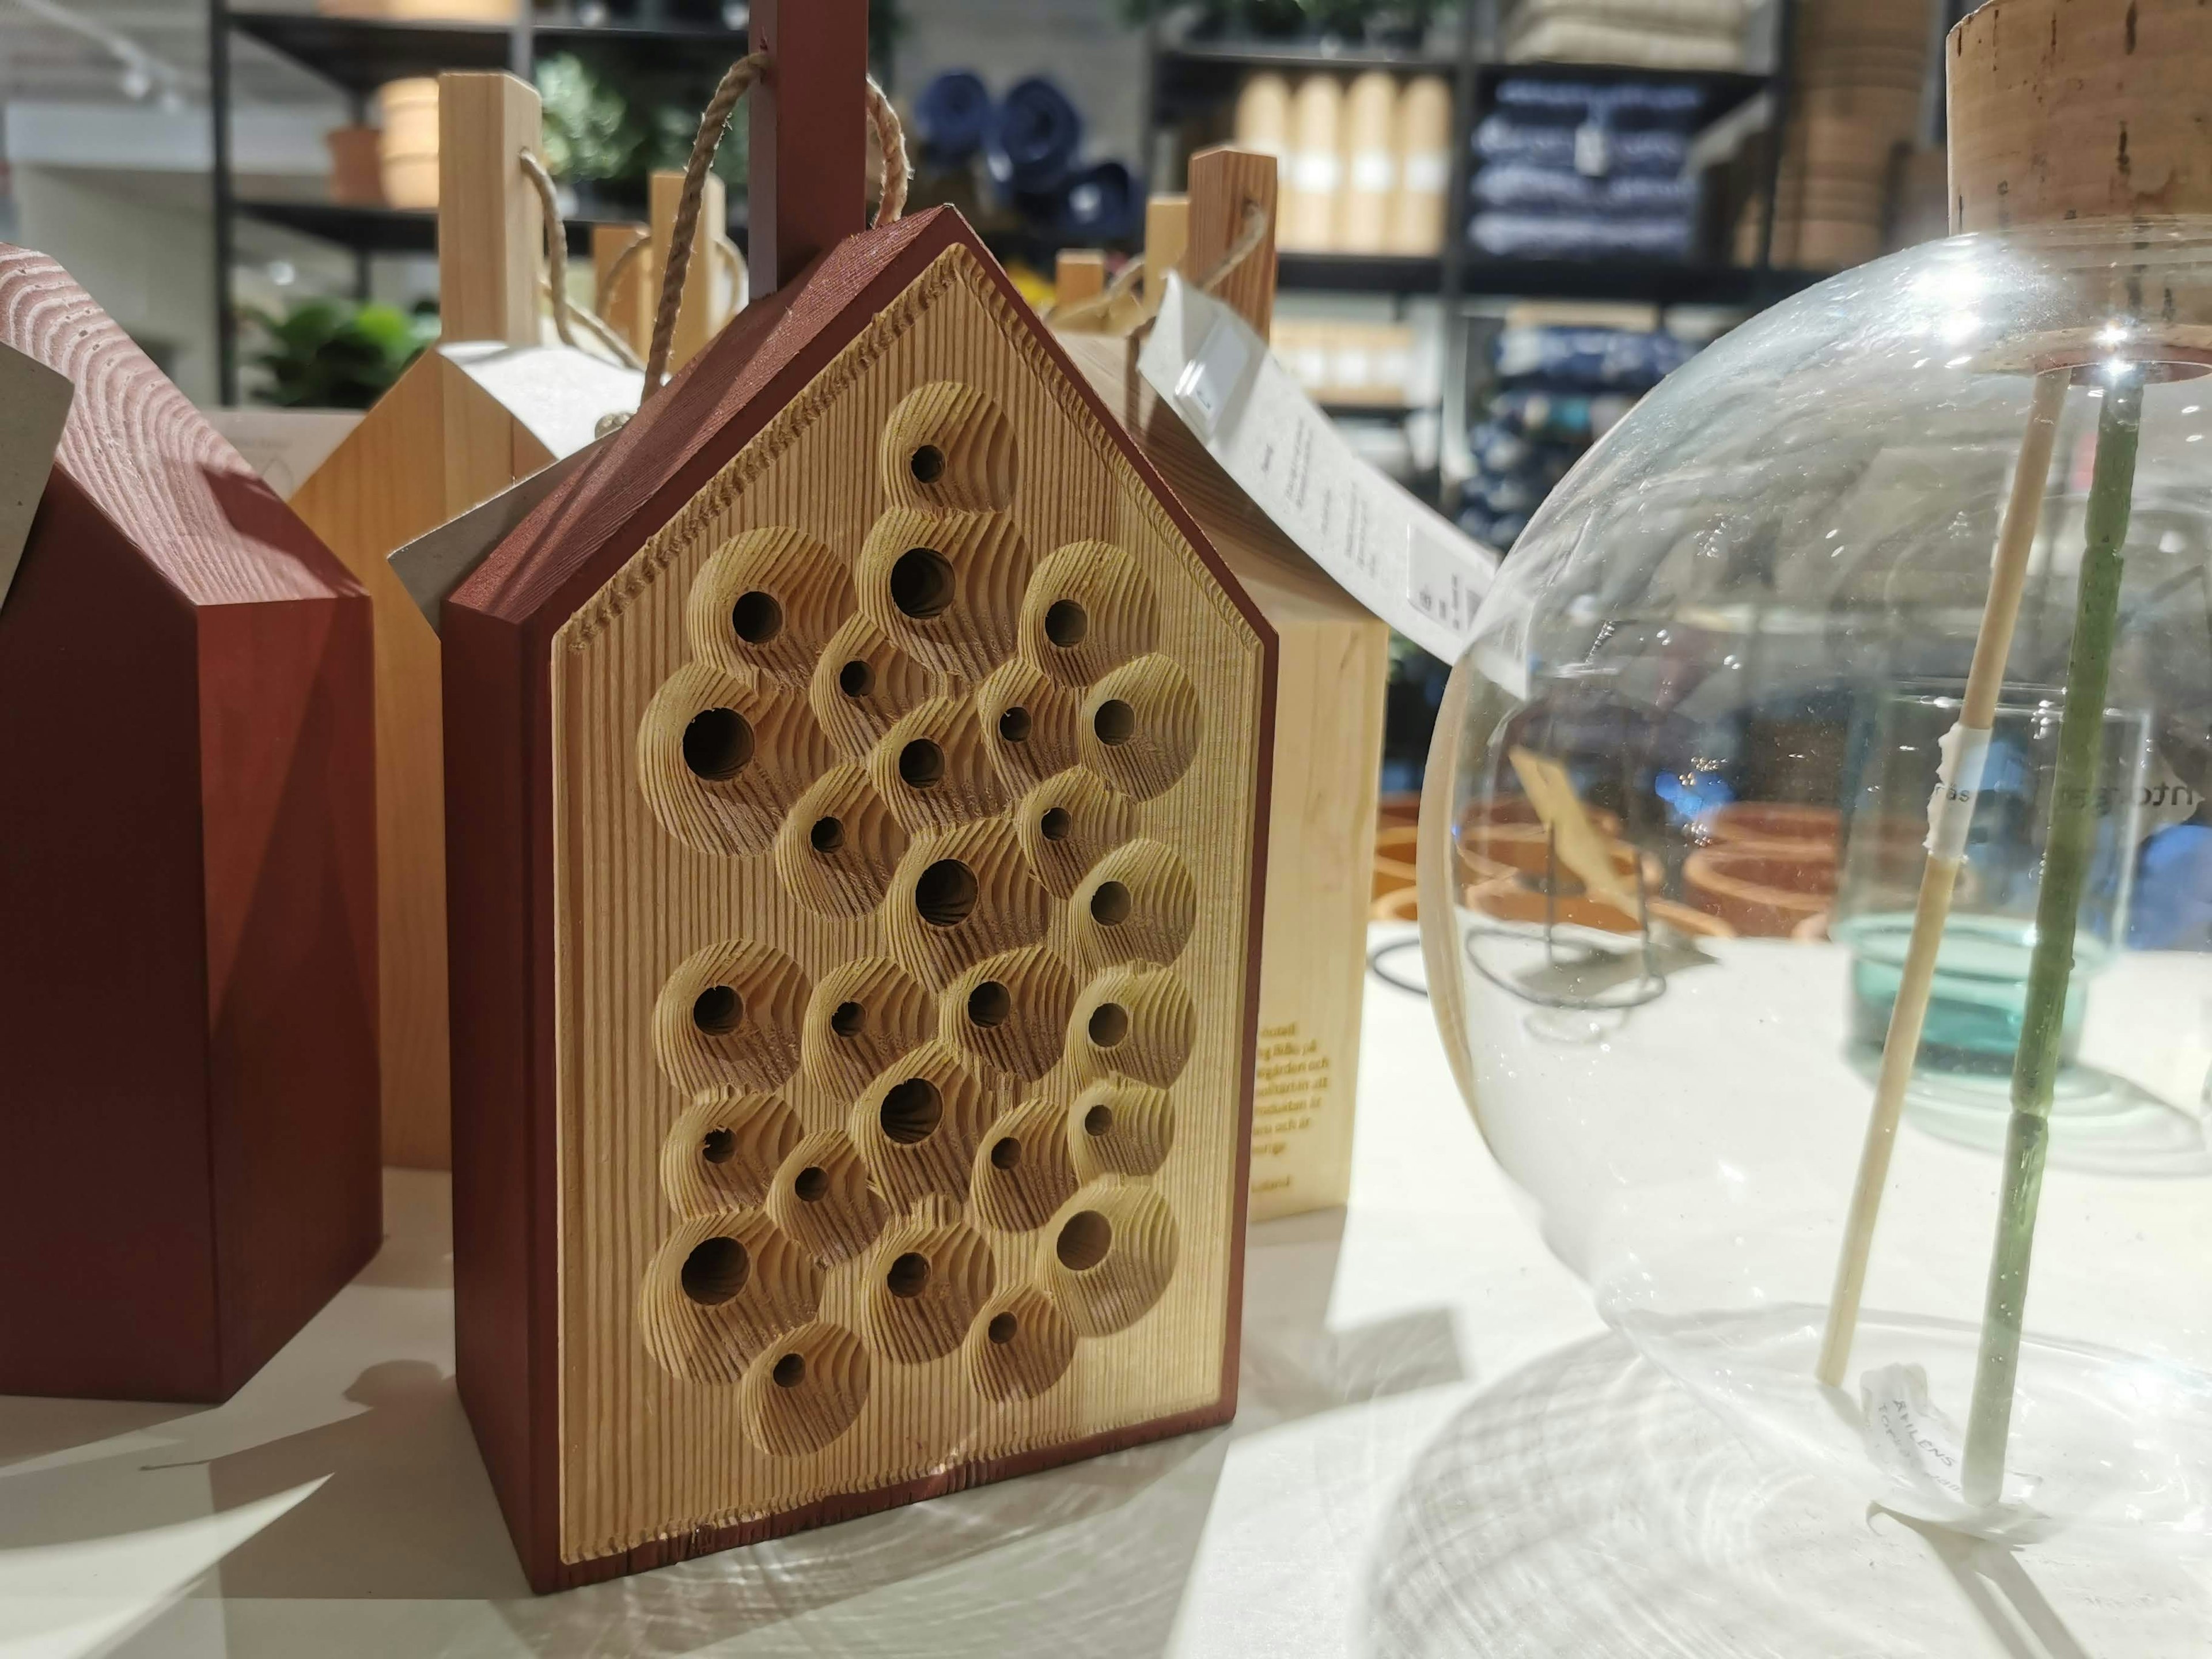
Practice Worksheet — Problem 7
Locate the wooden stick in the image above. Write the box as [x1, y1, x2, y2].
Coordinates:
[1816, 368, 2067, 1389]
[1961, 367, 2142, 1504]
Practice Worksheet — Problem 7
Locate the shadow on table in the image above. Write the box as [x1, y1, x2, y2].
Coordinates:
[1237, 1206, 1465, 1428]
[203, 1357, 530, 1600]
[1360, 1333, 2203, 1659]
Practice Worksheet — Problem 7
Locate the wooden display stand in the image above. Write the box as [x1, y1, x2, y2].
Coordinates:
[1056, 148, 1390, 1223]
[0, 247, 380, 1402]
[291, 70, 641, 1171]
[442, 0, 1272, 1592]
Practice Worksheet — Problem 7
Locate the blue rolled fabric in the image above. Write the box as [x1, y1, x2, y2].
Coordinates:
[989, 75, 1084, 194]
[1494, 78, 1705, 130]
[914, 70, 993, 166]
[1492, 325, 1698, 391]
[1054, 160, 1141, 243]
[1473, 116, 1687, 177]
[1475, 163, 1696, 213]
[1471, 211, 1694, 260]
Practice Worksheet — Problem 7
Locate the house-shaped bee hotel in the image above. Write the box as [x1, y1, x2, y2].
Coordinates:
[442, 1, 1274, 1590]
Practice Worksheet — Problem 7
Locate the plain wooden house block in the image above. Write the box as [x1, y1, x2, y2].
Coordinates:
[0, 246, 380, 1402]
[1057, 147, 1387, 1221]
[289, 69, 642, 1169]
[442, 1, 1273, 1589]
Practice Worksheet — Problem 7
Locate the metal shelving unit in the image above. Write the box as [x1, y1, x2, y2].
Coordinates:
[207, 5, 748, 402]
[1142, 2, 1813, 306]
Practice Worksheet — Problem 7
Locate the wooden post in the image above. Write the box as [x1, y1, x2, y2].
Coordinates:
[1143, 194, 1188, 311]
[649, 169, 726, 374]
[1182, 146, 1278, 336]
[437, 71, 541, 346]
[1055, 249, 1106, 308]
[592, 222, 652, 357]
[748, 0, 869, 298]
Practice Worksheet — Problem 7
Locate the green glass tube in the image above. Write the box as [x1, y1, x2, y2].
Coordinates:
[1961, 369, 2142, 1506]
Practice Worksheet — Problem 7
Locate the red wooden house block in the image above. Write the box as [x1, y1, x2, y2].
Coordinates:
[442, 0, 1275, 1591]
[0, 247, 380, 1403]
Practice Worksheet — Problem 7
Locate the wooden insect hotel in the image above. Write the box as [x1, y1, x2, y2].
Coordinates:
[1056, 150, 1390, 1222]
[442, 1, 1274, 1590]
[290, 69, 641, 1170]
[0, 247, 380, 1402]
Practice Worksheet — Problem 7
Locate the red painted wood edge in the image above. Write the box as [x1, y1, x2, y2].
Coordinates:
[748, 0, 870, 298]
[445, 202, 1272, 1590]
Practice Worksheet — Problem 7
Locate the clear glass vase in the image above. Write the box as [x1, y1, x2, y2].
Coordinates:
[1418, 218, 2212, 1543]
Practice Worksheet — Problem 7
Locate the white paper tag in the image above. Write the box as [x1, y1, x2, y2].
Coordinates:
[204, 407, 364, 500]
[1861, 1363, 1967, 1505]
[1925, 722, 1992, 861]
[1139, 275, 1498, 663]
[0, 340, 74, 616]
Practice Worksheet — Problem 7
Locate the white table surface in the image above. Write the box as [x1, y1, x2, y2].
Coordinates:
[3, 925, 2206, 1658]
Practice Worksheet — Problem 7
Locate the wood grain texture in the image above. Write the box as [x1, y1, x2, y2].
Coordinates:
[594, 222, 653, 356]
[444, 206, 1275, 1590]
[1143, 196, 1189, 310]
[748, 0, 870, 297]
[438, 71, 541, 345]
[1184, 147, 1279, 336]
[650, 170, 729, 374]
[1056, 249, 1106, 305]
[0, 245, 380, 1400]
[290, 354, 554, 1169]
[1058, 329, 1386, 1222]
[1949, 0, 2212, 233]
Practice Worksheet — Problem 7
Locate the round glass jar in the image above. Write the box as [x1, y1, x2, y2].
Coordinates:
[1419, 218, 2212, 1542]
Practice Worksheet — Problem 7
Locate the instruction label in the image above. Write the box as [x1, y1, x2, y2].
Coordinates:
[1138, 274, 1498, 662]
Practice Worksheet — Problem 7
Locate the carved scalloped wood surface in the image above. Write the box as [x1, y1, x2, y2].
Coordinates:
[547, 245, 1266, 1565]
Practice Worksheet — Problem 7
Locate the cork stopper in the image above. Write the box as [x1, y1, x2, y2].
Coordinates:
[1949, 0, 2212, 234]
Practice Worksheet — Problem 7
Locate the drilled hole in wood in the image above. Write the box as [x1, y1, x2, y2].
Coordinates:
[809, 815, 846, 853]
[680, 1236, 749, 1305]
[989, 1135, 1022, 1169]
[1083, 1104, 1114, 1137]
[1093, 699, 1137, 746]
[702, 1127, 737, 1164]
[830, 1000, 866, 1038]
[1040, 806, 1072, 842]
[838, 658, 875, 698]
[968, 980, 1012, 1028]
[1088, 1003, 1130, 1047]
[887, 1251, 931, 1298]
[998, 705, 1032, 743]
[793, 1164, 830, 1202]
[880, 1077, 944, 1145]
[898, 738, 946, 789]
[732, 590, 783, 645]
[1056, 1211, 1111, 1272]
[692, 984, 744, 1035]
[910, 444, 946, 483]
[988, 1312, 1018, 1345]
[682, 707, 754, 780]
[1090, 881, 1132, 925]
[1044, 599, 1090, 647]
[772, 1351, 806, 1388]
[891, 547, 955, 619]
[915, 859, 978, 928]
